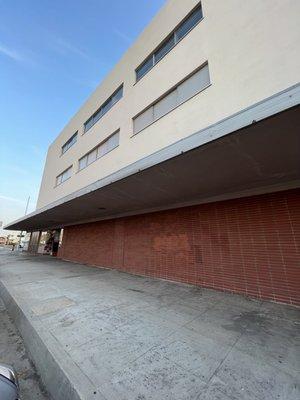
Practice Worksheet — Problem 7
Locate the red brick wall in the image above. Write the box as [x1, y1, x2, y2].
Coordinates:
[58, 189, 300, 305]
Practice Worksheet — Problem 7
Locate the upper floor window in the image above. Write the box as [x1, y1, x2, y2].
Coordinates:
[135, 3, 203, 81]
[133, 63, 210, 135]
[84, 85, 123, 133]
[56, 166, 72, 186]
[61, 132, 78, 155]
[78, 130, 120, 171]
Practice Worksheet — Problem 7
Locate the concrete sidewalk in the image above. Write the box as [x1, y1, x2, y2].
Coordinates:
[0, 250, 299, 400]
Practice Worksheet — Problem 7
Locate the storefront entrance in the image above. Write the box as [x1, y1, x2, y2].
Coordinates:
[27, 229, 61, 256]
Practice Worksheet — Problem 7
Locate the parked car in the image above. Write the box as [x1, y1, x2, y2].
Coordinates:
[0, 364, 19, 399]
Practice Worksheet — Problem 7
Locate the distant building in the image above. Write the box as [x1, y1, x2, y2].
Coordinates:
[5, 234, 19, 245]
[5, 0, 300, 305]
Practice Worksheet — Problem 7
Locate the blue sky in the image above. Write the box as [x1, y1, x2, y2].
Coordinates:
[0, 0, 166, 234]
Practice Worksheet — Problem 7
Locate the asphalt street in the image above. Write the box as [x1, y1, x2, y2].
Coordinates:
[0, 295, 49, 399]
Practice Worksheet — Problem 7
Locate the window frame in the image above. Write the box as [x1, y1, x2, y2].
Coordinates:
[83, 85, 123, 134]
[135, 3, 203, 82]
[78, 129, 120, 172]
[153, 34, 176, 64]
[132, 62, 210, 136]
[175, 5, 203, 42]
[55, 165, 72, 187]
[61, 131, 78, 155]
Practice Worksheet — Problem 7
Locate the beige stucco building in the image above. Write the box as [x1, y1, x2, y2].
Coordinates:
[36, 0, 300, 208]
[6, 0, 300, 305]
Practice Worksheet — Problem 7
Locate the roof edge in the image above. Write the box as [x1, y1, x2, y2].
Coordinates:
[5, 82, 300, 230]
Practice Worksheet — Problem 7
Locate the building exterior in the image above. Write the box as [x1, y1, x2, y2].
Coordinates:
[4, 234, 19, 245]
[5, 0, 300, 305]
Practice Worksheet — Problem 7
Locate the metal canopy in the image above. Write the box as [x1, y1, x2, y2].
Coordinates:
[5, 88, 300, 232]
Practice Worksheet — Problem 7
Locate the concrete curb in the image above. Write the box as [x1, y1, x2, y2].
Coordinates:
[0, 280, 106, 400]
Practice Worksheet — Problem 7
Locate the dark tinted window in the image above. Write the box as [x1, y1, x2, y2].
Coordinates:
[101, 98, 112, 115]
[176, 6, 203, 41]
[112, 86, 123, 105]
[84, 117, 94, 132]
[154, 34, 175, 63]
[84, 85, 123, 132]
[136, 56, 154, 81]
[93, 108, 103, 124]
[135, 3, 203, 82]
[62, 132, 78, 154]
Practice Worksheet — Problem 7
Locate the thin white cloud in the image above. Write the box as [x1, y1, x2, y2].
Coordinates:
[0, 43, 23, 62]
[0, 42, 38, 68]
[113, 28, 132, 44]
[53, 37, 90, 60]
[0, 194, 25, 204]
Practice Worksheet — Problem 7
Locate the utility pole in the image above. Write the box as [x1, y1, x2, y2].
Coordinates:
[18, 196, 30, 250]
